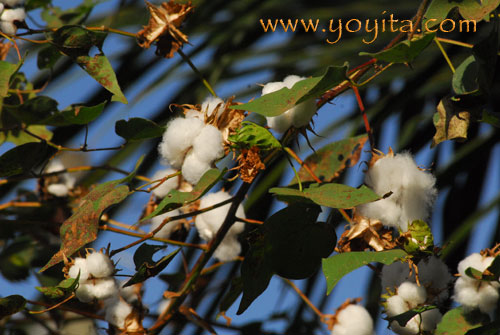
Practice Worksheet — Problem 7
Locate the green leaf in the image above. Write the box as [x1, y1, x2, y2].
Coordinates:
[270, 183, 380, 209]
[238, 203, 336, 314]
[322, 249, 407, 294]
[431, 97, 471, 148]
[359, 33, 435, 63]
[465, 321, 500, 335]
[12, 96, 59, 125]
[143, 168, 226, 221]
[0, 125, 53, 145]
[0, 236, 36, 281]
[37, 45, 63, 70]
[464, 256, 500, 282]
[36, 274, 79, 299]
[403, 220, 434, 253]
[0, 142, 57, 178]
[291, 135, 368, 184]
[0, 295, 26, 319]
[219, 277, 243, 313]
[124, 248, 180, 287]
[465, 266, 484, 280]
[25, 0, 51, 11]
[453, 56, 479, 95]
[42, 102, 107, 126]
[387, 305, 438, 327]
[228, 121, 281, 150]
[132, 243, 167, 270]
[41, 1, 98, 28]
[115, 118, 165, 141]
[232, 65, 348, 117]
[479, 111, 500, 128]
[46, 26, 127, 104]
[424, 0, 500, 25]
[0, 61, 18, 98]
[435, 307, 485, 335]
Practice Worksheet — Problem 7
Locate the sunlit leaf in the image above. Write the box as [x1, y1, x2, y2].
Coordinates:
[36, 274, 79, 299]
[228, 121, 281, 150]
[435, 307, 485, 334]
[359, 33, 435, 63]
[424, 0, 500, 25]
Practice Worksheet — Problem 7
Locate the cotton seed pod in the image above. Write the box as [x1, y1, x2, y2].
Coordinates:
[331, 304, 374, 335]
[86, 251, 115, 278]
[68, 257, 89, 282]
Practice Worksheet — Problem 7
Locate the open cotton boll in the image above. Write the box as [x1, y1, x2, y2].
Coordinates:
[417, 256, 452, 302]
[1, 7, 25, 22]
[477, 283, 500, 313]
[104, 298, 133, 329]
[181, 150, 212, 185]
[213, 235, 241, 262]
[119, 281, 138, 303]
[385, 295, 408, 317]
[151, 168, 179, 198]
[195, 191, 245, 241]
[158, 117, 204, 168]
[192, 125, 224, 163]
[75, 282, 95, 303]
[1, 0, 24, 7]
[0, 20, 15, 35]
[90, 278, 118, 300]
[282, 75, 303, 89]
[331, 304, 374, 335]
[68, 257, 89, 282]
[381, 262, 410, 293]
[454, 276, 500, 313]
[47, 184, 70, 197]
[457, 253, 488, 278]
[150, 209, 181, 239]
[397, 282, 427, 307]
[390, 309, 442, 335]
[262, 81, 285, 95]
[86, 252, 115, 278]
[0, 4, 4, 13]
[201, 96, 224, 118]
[357, 198, 402, 229]
[263, 81, 294, 133]
[185, 109, 204, 120]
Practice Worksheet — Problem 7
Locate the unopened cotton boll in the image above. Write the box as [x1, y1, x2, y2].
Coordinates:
[356, 152, 437, 231]
[213, 235, 241, 262]
[195, 191, 245, 241]
[150, 209, 181, 239]
[331, 304, 374, 335]
[151, 168, 179, 198]
[158, 117, 204, 169]
[86, 252, 115, 278]
[181, 150, 212, 185]
[192, 125, 224, 163]
[201, 96, 224, 118]
[68, 257, 89, 282]
[397, 282, 427, 307]
[90, 278, 118, 300]
[104, 298, 133, 329]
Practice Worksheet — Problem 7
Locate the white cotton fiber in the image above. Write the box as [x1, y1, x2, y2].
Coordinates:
[454, 275, 500, 313]
[1, 0, 24, 7]
[158, 117, 204, 168]
[477, 283, 500, 313]
[90, 278, 118, 300]
[331, 304, 374, 335]
[1, 8, 25, 22]
[417, 256, 452, 302]
[181, 150, 212, 185]
[151, 168, 179, 198]
[213, 235, 241, 262]
[150, 209, 181, 239]
[281, 75, 317, 128]
[381, 262, 410, 293]
[457, 253, 487, 278]
[45, 158, 77, 196]
[75, 282, 95, 303]
[0, 20, 15, 35]
[192, 125, 224, 163]
[68, 257, 89, 282]
[356, 152, 437, 231]
[47, 184, 70, 197]
[195, 191, 245, 241]
[86, 252, 115, 278]
[397, 282, 427, 307]
[119, 281, 138, 303]
[104, 298, 133, 329]
[385, 295, 408, 317]
[390, 309, 441, 335]
[263, 81, 294, 134]
[185, 109, 203, 120]
[262, 81, 285, 95]
[0, 4, 4, 12]
[201, 96, 224, 118]
[282, 75, 303, 89]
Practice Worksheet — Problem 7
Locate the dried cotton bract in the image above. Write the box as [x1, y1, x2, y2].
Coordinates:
[331, 304, 374, 335]
[356, 152, 437, 232]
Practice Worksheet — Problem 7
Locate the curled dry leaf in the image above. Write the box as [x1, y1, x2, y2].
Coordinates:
[368, 147, 394, 168]
[234, 147, 266, 183]
[137, 1, 194, 58]
[0, 41, 13, 61]
[336, 214, 396, 252]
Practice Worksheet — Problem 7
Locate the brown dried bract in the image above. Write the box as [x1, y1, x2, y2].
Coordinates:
[368, 147, 394, 168]
[0, 41, 13, 61]
[137, 1, 194, 59]
[336, 213, 396, 252]
[235, 147, 265, 183]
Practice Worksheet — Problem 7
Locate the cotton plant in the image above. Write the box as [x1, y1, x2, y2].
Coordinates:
[263, 75, 317, 133]
[0, 0, 25, 36]
[330, 303, 374, 335]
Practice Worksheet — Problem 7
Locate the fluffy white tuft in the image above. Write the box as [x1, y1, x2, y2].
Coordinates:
[453, 276, 500, 313]
[151, 168, 179, 198]
[390, 309, 442, 335]
[119, 281, 138, 303]
[75, 282, 95, 303]
[201, 96, 224, 118]
[185, 109, 204, 120]
[158, 117, 204, 168]
[1, 8, 25, 22]
[104, 298, 133, 329]
[195, 191, 245, 241]
[417, 256, 452, 302]
[331, 304, 374, 335]
[262, 81, 285, 95]
[282, 75, 302, 88]
[68, 257, 89, 282]
[181, 150, 212, 185]
[0, 4, 4, 12]
[150, 209, 181, 239]
[356, 152, 437, 231]
[213, 235, 241, 262]
[45, 158, 77, 194]
[192, 125, 224, 163]
[47, 184, 70, 197]
[0, 20, 15, 35]
[1, 0, 24, 7]
[381, 262, 410, 293]
[90, 278, 118, 300]
[397, 282, 427, 307]
[385, 295, 407, 317]
[457, 253, 490, 277]
[86, 252, 115, 278]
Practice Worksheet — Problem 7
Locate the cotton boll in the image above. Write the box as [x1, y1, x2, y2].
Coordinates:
[385, 295, 408, 317]
[185, 109, 204, 120]
[158, 117, 204, 168]
[381, 262, 410, 293]
[181, 150, 212, 185]
[0, 20, 15, 35]
[389, 307, 442, 335]
[119, 281, 138, 303]
[86, 252, 115, 278]
[68, 257, 89, 282]
[477, 283, 500, 313]
[47, 183, 70, 197]
[0, 4, 4, 12]
[262, 81, 285, 95]
[453, 277, 482, 310]
[195, 191, 245, 241]
[151, 168, 179, 198]
[357, 198, 402, 229]
[104, 298, 133, 329]
[90, 278, 118, 300]
[457, 253, 486, 278]
[213, 235, 241, 262]
[266, 110, 293, 133]
[417, 256, 452, 302]
[192, 125, 224, 163]
[397, 282, 427, 307]
[1, 0, 24, 7]
[390, 318, 420, 335]
[282, 75, 303, 89]
[75, 282, 95, 303]
[150, 209, 181, 239]
[1, 8, 25, 22]
[331, 304, 374, 335]
[201, 96, 224, 118]
[291, 98, 316, 128]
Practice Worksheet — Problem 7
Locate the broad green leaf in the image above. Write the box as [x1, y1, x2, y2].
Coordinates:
[37, 45, 63, 70]
[359, 33, 435, 63]
[0, 236, 36, 281]
[453, 56, 479, 95]
[124, 248, 180, 287]
[11, 96, 59, 125]
[465, 267, 484, 280]
[46, 26, 127, 104]
[431, 97, 471, 148]
[424, 0, 500, 25]
[219, 277, 243, 313]
[232, 64, 348, 117]
[465, 321, 500, 335]
[41, 1, 98, 28]
[0, 295, 26, 319]
[322, 249, 407, 294]
[291, 135, 368, 184]
[39, 156, 145, 272]
[0, 142, 57, 178]
[270, 183, 380, 209]
[0, 125, 53, 145]
[36, 274, 79, 299]
[228, 121, 281, 150]
[0, 61, 18, 98]
[42, 102, 107, 126]
[435, 307, 484, 334]
[115, 118, 165, 141]
[143, 168, 226, 220]
[387, 305, 438, 327]
[132, 243, 166, 270]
